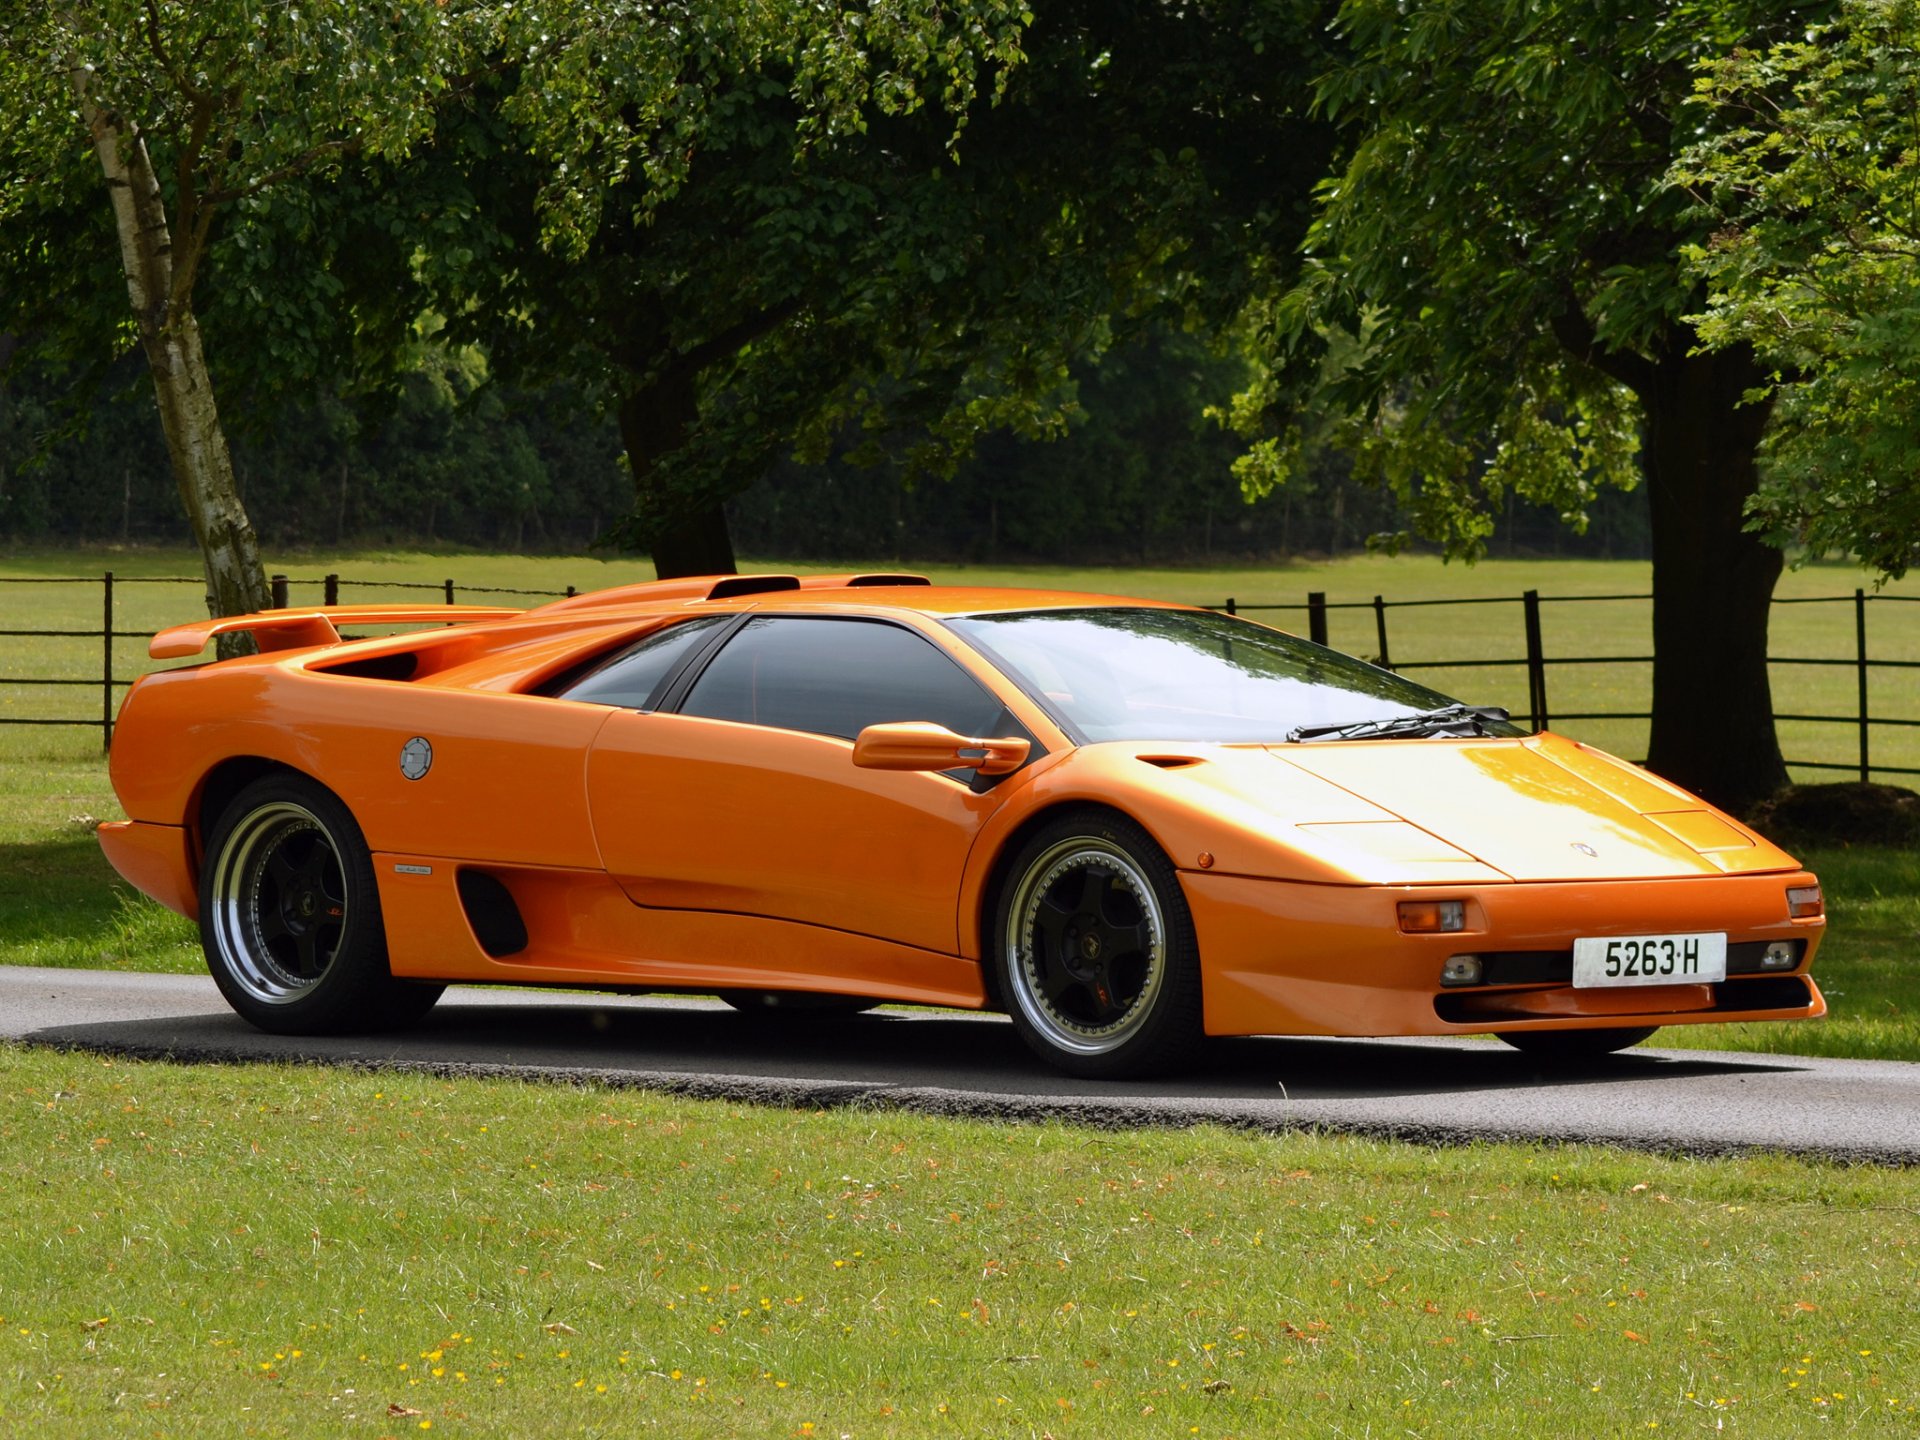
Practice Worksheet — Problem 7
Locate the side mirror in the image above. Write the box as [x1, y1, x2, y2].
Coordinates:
[852, 721, 1030, 776]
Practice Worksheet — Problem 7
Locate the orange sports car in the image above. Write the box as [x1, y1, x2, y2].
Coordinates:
[98, 574, 1825, 1077]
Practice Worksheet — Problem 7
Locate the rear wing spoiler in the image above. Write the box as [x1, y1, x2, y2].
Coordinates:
[149, 605, 524, 660]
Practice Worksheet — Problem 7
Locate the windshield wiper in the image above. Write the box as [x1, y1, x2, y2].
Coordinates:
[1287, 704, 1511, 744]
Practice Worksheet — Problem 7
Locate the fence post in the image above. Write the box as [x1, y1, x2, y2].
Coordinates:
[102, 570, 114, 749]
[1856, 587, 1871, 783]
[1307, 591, 1328, 647]
[444, 578, 456, 605]
[1522, 589, 1549, 732]
[1225, 596, 1236, 617]
[324, 573, 339, 607]
[270, 573, 289, 609]
[1372, 595, 1392, 669]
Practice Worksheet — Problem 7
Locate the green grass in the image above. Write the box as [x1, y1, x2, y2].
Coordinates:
[0, 728, 200, 974]
[1659, 845, 1920, 1061]
[2, 1043, 1916, 1439]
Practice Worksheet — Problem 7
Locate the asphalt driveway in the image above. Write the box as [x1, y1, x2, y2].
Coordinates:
[4, 966, 1914, 1164]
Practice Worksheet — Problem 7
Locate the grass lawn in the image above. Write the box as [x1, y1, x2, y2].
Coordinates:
[2, 1043, 1916, 1439]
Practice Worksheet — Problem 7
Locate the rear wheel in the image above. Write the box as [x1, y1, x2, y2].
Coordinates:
[993, 809, 1203, 1079]
[198, 774, 443, 1034]
[1497, 1026, 1658, 1058]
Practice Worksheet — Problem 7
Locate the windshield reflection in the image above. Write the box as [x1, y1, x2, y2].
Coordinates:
[951, 608, 1520, 744]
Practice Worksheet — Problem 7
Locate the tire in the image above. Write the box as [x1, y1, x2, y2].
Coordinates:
[198, 773, 444, 1034]
[720, 991, 879, 1018]
[992, 808, 1203, 1079]
[1497, 1025, 1658, 1058]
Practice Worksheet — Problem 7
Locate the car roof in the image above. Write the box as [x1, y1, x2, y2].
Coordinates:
[521, 575, 1197, 623]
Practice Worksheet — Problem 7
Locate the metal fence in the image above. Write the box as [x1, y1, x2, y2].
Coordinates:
[0, 571, 578, 745]
[2, 571, 1916, 780]
[1215, 587, 1920, 781]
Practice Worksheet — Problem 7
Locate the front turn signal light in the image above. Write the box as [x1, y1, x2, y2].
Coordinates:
[1786, 885, 1823, 919]
[1399, 899, 1466, 933]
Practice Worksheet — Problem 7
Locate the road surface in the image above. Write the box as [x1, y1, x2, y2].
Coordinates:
[3, 966, 1913, 1164]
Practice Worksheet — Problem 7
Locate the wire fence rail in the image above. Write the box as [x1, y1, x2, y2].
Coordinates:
[2, 571, 1915, 781]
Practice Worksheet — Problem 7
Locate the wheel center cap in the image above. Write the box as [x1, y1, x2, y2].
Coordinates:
[1080, 931, 1102, 962]
[296, 891, 316, 919]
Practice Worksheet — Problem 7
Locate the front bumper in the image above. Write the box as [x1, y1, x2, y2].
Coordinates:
[1183, 869, 1826, 1038]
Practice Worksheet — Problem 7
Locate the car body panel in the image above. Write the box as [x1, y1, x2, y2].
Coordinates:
[372, 851, 986, 1006]
[1275, 732, 1796, 880]
[96, 819, 198, 920]
[1187, 867, 1825, 1036]
[110, 658, 611, 869]
[587, 710, 1009, 954]
[101, 576, 1825, 1045]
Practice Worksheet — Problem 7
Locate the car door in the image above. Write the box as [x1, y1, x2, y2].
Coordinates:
[584, 614, 1030, 955]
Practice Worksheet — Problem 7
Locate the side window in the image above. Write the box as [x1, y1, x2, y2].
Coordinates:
[552, 616, 730, 710]
[680, 617, 1009, 741]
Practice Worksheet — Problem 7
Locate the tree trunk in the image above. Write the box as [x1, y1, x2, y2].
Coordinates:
[71, 66, 269, 623]
[1637, 344, 1788, 814]
[616, 369, 736, 579]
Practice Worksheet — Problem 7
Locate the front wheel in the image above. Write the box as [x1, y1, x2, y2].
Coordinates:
[992, 809, 1203, 1079]
[1497, 1026, 1658, 1059]
[198, 773, 443, 1034]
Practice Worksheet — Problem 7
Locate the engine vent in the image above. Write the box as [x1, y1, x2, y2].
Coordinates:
[312, 651, 420, 681]
[843, 573, 932, 587]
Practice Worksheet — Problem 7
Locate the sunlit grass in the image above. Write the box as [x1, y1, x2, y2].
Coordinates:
[1658, 845, 1920, 1062]
[1, 1044, 1916, 1438]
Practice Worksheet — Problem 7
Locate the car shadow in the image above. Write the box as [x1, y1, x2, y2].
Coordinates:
[22, 993, 1800, 1104]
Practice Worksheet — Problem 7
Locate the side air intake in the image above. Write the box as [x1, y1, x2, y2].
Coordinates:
[456, 870, 529, 958]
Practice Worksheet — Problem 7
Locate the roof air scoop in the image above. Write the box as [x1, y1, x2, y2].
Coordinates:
[704, 574, 802, 599]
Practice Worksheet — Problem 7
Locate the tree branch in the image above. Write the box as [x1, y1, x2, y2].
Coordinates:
[141, 0, 207, 108]
[676, 297, 807, 376]
[1549, 292, 1656, 395]
[199, 136, 361, 205]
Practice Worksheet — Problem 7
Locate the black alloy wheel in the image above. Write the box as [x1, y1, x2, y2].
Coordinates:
[199, 773, 443, 1034]
[994, 808, 1203, 1079]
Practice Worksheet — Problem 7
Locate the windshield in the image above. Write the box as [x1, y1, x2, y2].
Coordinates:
[949, 607, 1523, 744]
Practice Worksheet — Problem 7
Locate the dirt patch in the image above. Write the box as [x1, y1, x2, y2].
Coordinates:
[1745, 782, 1920, 848]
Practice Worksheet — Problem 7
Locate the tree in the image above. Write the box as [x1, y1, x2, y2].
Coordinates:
[0, 2, 493, 617]
[1232, 0, 1831, 812]
[334, 1, 1037, 577]
[359, 0, 1333, 577]
[1675, 0, 1920, 581]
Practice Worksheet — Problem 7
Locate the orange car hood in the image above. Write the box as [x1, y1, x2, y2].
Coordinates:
[1269, 731, 1794, 880]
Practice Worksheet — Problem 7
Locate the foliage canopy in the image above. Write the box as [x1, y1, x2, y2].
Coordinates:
[1677, 0, 1920, 580]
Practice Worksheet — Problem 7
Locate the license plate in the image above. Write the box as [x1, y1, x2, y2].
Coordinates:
[1572, 932, 1727, 988]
